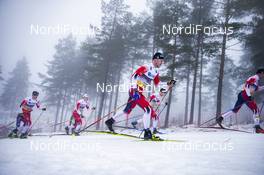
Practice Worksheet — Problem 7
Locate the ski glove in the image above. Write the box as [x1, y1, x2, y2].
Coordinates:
[167, 79, 176, 86]
[92, 107, 96, 110]
[41, 108, 47, 111]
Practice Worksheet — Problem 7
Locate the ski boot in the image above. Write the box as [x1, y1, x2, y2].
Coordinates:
[153, 128, 159, 134]
[20, 133, 28, 139]
[131, 121, 138, 129]
[71, 128, 80, 136]
[65, 126, 70, 135]
[143, 128, 152, 140]
[8, 128, 18, 138]
[105, 118, 115, 132]
[255, 125, 264, 134]
[216, 116, 224, 128]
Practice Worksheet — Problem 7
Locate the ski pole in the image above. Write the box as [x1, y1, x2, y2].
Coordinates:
[139, 130, 144, 138]
[0, 121, 15, 130]
[115, 114, 142, 124]
[156, 103, 168, 118]
[49, 120, 69, 128]
[79, 99, 134, 133]
[27, 110, 45, 134]
[199, 103, 245, 127]
[154, 80, 176, 113]
[83, 108, 96, 128]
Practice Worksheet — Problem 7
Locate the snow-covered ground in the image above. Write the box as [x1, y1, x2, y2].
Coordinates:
[0, 128, 264, 175]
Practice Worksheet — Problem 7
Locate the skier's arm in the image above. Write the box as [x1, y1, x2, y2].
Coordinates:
[131, 66, 147, 87]
[36, 101, 46, 111]
[245, 84, 257, 98]
[20, 99, 32, 112]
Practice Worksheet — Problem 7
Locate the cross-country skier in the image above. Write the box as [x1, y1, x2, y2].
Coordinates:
[131, 88, 168, 134]
[216, 68, 264, 133]
[65, 94, 95, 136]
[8, 91, 46, 138]
[105, 52, 175, 140]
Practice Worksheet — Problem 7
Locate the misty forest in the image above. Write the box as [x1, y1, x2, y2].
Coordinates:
[0, 0, 264, 132]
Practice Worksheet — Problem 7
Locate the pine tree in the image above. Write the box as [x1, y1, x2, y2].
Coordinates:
[151, 0, 191, 128]
[0, 57, 30, 118]
[39, 34, 78, 131]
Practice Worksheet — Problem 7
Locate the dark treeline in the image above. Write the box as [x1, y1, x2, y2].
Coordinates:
[1, 0, 263, 129]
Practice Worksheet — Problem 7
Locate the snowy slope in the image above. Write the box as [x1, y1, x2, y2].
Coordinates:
[0, 128, 264, 175]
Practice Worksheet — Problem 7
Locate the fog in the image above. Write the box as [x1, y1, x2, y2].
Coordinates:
[0, 0, 146, 84]
[0, 0, 257, 131]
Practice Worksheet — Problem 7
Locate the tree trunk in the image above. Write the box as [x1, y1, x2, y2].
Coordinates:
[54, 99, 61, 132]
[94, 94, 99, 121]
[63, 103, 70, 124]
[96, 64, 109, 130]
[113, 69, 121, 114]
[164, 36, 177, 128]
[101, 92, 108, 129]
[189, 36, 200, 124]
[216, 0, 230, 117]
[198, 37, 204, 126]
[108, 84, 114, 117]
[189, 0, 203, 124]
[59, 90, 67, 131]
[184, 64, 190, 125]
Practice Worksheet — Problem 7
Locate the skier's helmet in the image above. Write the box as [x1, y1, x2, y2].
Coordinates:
[83, 94, 89, 99]
[32, 91, 39, 96]
[152, 52, 164, 60]
[256, 68, 264, 74]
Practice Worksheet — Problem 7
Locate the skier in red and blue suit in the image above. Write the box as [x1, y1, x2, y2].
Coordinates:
[8, 91, 46, 138]
[217, 68, 264, 133]
[105, 52, 175, 140]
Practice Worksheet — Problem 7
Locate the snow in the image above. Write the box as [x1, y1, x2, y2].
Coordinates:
[0, 128, 264, 175]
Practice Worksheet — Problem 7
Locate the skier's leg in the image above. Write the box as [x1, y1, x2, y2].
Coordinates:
[20, 113, 31, 139]
[72, 111, 82, 135]
[105, 95, 136, 132]
[75, 117, 82, 134]
[246, 100, 264, 133]
[218, 92, 244, 126]
[18, 113, 28, 134]
[8, 113, 23, 138]
[75, 122, 82, 134]
[137, 96, 153, 139]
[65, 115, 74, 135]
[142, 107, 151, 130]
[150, 107, 159, 133]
